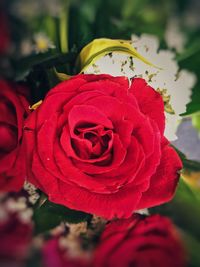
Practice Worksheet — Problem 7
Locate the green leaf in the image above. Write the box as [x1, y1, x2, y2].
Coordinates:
[181, 103, 200, 116]
[182, 159, 200, 172]
[178, 36, 200, 116]
[33, 198, 92, 234]
[182, 232, 200, 267]
[33, 207, 62, 234]
[181, 84, 200, 116]
[172, 146, 200, 171]
[176, 38, 200, 63]
[13, 51, 76, 81]
[68, 2, 96, 51]
[13, 51, 58, 81]
[121, 0, 148, 19]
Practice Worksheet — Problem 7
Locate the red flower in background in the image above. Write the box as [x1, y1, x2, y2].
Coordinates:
[93, 214, 187, 267]
[0, 80, 30, 192]
[42, 237, 89, 267]
[0, 6, 10, 54]
[24, 74, 182, 219]
[0, 212, 32, 266]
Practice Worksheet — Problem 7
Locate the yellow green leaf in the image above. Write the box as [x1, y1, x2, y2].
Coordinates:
[77, 38, 159, 73]
[55, 71, 71, 81]
[53, 67, 71, 81]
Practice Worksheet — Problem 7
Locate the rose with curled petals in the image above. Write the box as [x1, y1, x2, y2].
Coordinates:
[24, 74, 182, 219]
[93, 214, 187, 267]
[0, 80, 30, 192]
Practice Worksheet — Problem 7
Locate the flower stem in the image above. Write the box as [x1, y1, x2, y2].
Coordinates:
[59, 1, 69, 53]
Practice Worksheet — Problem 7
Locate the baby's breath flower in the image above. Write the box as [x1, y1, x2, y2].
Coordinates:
[0, 196, 33, 224]
[67, 222, 88, 236]
[58, 234, 89, 259]
[23, 181, 40, 205]
[6, 197, 27, 212]
[18, 208, 33, 223]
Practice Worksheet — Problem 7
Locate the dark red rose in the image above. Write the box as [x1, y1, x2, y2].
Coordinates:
[24, 74, 182, 219]
[0, 213, 32, 267]
[93, 214, 187, 267]
[0, 8, 10, 54]
[42, 237, 89, 267]
[0, 80, 30, 192]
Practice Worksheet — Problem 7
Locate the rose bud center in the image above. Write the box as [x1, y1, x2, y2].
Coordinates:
[72, 123, 113, 162]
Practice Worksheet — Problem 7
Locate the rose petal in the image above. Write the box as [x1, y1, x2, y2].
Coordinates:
[136, 140, 182, 209]
[50, 180, 142, 219]
[130, 78, 165, 135]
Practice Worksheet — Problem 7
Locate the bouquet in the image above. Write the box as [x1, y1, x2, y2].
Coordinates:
[0, 1, 200, 267]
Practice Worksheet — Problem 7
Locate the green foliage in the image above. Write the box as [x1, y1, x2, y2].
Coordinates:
[192, 112, 200, 135]
[33, 197, 92, 234]
[178, 35, 200, 116]
[172, 146, 200, 171]
[183, 232, 200, 267]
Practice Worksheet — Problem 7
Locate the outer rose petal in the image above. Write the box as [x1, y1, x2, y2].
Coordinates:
[50, 181, 143, 219]
[136, 139, 183, 209]
[130, 78, 165, 135]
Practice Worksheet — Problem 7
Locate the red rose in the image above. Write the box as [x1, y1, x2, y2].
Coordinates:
[24, 74, 182, 219]
[93, 214, 187, 267]
[0, 213, 32, 266]
[0, 80, 30, 192]
[42, 237, 89, 267]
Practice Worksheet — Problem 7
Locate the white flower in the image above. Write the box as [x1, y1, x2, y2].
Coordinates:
[33, 32, 55, 54]
[84, 34, 196, 141]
